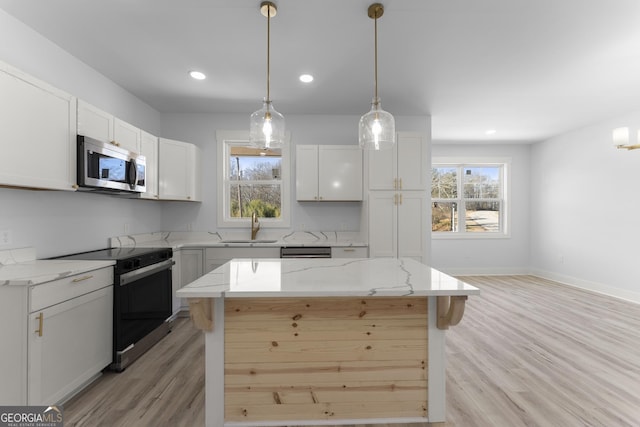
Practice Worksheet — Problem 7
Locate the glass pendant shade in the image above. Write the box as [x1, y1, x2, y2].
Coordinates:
[359, 97, 395, 150]
[250, 99, 285, 150]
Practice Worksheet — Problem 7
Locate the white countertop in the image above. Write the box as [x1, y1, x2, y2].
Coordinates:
[0, 259, 115, 287]
[176, 257, 480, 298]
[109, 231, 367, 250]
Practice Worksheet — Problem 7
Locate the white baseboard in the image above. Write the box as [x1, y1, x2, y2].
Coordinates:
[435, 266, 530, 276]
[530, 268, 640, 305]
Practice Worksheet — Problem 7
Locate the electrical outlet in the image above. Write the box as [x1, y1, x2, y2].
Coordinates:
[0, 229, 12, 246]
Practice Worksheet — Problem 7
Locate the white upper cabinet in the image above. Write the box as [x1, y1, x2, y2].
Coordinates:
[76, 100, 113, 142]
[140, 130, 159, 200]
[0, 61, 77, 191]
[296, 145, 363, 201]
[368, 132, 427, 191]
[113, 118, 141, 153]
[77, 100, 141, 153]
[158, 137, 202, 201]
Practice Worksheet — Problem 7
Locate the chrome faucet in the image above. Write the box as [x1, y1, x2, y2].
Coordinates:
[251, 212, 260, 240]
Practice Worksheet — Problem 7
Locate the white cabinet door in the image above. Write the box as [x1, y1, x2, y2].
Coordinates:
[296, 145, 362, 201]
[205, 247, 281, 273]
[140, 130, 159, 200]
[77, 100, 141, 153]
[368, 191, 397, 258]
[171, 253, 182, 314]
[113, 117, 141, 153]
[77, 99, 114, 142]
[318, 146, 363, 201]
[368, 143, 397, 191]
[28, 286, 112, 405]
[180, 249, 204, 309]
[396, 133, 427, 191]
[368, 132, 427, 191]
[397, 191, 427, 261]
[332, 247, 368, 258]
[368, 191, 426, 262]
[159, 138, 201, 201]
[0, 62, 76, 191]
[296, 145, 319, 201]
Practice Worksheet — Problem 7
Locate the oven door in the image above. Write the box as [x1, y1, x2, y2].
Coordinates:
[115, 259, 173, 354]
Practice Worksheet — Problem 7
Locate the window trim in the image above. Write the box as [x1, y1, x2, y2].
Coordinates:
[432, 157, 511, 239]
[216, 130, 291, 228]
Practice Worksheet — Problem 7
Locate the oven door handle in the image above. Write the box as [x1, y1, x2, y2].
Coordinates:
[119, 259, 174, 286]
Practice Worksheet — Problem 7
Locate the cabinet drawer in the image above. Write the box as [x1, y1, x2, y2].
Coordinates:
[332, 247, 368, 258]
[30, 267, 113, 313]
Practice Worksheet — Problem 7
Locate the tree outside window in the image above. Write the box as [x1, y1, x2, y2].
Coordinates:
[216, 130, 290, 228]
[432, 163, 506, 235]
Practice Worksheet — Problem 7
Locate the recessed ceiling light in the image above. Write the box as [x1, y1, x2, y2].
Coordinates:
[299, 74, 314, 83]
[189, 71, 206, 80]
[485, 129, 497, 135]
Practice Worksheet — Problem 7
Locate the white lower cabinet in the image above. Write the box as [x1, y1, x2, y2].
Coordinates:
[368, 191, 427, 262]
[205, 247, 280, 273]
[179, 249, 204, 310]
[332, 247, 368, 258]
[0, 267, 113, 405]
[28, 286, 113, 405]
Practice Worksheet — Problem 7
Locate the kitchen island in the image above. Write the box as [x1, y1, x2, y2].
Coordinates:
[177, 257, 479, 426]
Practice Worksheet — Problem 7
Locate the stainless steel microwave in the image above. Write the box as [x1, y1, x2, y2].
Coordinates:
[77, 135, 146, 194]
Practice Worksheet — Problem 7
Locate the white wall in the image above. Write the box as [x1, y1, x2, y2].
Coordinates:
[530, 113, 640, 303]
[158, 113, 430, 234]
[430, 143, 531, 275]
[0, 9, 163, 258]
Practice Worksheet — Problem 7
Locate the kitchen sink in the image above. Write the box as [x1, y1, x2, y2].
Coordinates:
[220, 239, 279, 244]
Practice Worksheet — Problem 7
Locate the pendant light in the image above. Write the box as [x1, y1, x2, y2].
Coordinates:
[359, 3, 395, 150]
[250, 1, 285, 150]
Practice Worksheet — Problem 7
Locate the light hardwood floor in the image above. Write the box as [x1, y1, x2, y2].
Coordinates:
[64, 275, 640, 427]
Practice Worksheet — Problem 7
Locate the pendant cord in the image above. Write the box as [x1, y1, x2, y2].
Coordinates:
[266, 4, 271, 103]
[374, 14, 378, 103]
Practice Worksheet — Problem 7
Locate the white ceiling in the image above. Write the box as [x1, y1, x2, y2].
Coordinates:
[2, 0, 640, 143]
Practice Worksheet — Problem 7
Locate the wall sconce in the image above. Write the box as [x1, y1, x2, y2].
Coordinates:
[613, 127, 640, 150]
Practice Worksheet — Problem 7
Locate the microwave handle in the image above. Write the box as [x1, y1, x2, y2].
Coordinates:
[128, 158, 138, 189]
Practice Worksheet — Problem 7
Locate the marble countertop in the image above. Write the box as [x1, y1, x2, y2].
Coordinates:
[110, 231, 367, 251]
[0, 259, 115, 287]
[176, 257, 480, 298]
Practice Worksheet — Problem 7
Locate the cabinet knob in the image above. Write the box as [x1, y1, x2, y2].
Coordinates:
[110, 140, 120, 147]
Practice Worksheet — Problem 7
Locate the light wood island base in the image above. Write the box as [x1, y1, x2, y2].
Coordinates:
[178, 258, 479, 427]
[225, 297, 428, 422]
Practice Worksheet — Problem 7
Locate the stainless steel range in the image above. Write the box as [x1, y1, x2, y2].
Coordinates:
[57, 247, 173, 371]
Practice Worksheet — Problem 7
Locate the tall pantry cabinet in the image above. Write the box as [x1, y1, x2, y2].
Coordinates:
[367, 132, 428, 262]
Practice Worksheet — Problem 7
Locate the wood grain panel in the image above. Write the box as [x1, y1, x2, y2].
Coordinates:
[225, 360, 426, 385]
[224, 296, 428, 422]
[224, 400, 427, 422]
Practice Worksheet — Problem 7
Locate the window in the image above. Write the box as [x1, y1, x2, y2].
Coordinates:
[217, 131, 290, 228]
[431, 159, 509, 237]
